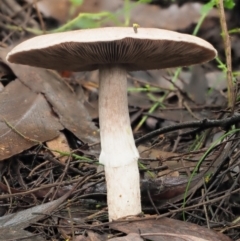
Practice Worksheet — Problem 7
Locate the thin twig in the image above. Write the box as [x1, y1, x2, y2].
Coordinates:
[147, 190, 160, 216]
[202, 188, 210, 229]
[135, 114, 240, 145]
[67, 200, 75, 240]
[217, 0, 235, 110]
[34, 0, 45, 33]
[3, 176, 12, 213]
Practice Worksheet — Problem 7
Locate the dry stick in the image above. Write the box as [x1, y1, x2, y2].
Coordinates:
[201, 188, 210, 229]
[51, 157, 71, 201]
[5, 0, 38, 28]
[33, 183, 238, 231]
[217, 0, 235, 111]
[151, 105, 222, 110]
[0, 12, 23, 28]
[0, 178, 81, 200]
[162, 187, 240, 219]
[10, 0, 42, 19]
[28, 160, 50, 177]
[73, 187, 240, 229]
[85, 207, 108, 220]
[147, 190, 160, 216]
[197, 139, 239, 201]
[0, 6, 21, 42]
[171, 92, 183, 153]
[3, 176, 13, 213]
[135, 114, 240, 145]
[1, 0, 40, 36]
[212, 168, 240, 220]
[200, 178, 218, 221]
[1, 0, 14, 18]
[0, 118, 103, 199]
[165, 202, 206, 221]
[33, 0, 46, 33]
[45, 154, 85, 176]
[140, 233, 208, 240]
[16, 160, 28, 189]
[3, 118, 98, 196]
[66, 199, 75, 240]
[183, 101, 201, 120]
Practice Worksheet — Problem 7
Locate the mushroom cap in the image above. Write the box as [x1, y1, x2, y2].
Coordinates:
[7, 27, 217, 71]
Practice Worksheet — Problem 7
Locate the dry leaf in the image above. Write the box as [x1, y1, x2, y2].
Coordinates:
[1, 48, 99, 144]
[109, 233, 143, 241]
[0, 194, 69, 241]
[0, 80, 62, 160]
[46, 132, 70, 163]
[110, 218, 232, 241]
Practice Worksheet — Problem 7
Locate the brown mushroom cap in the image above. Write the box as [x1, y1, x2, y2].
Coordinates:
[7, 27, 217, 71]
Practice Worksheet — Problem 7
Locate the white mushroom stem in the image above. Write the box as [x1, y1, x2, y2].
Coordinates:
[99, 66, 141, 221]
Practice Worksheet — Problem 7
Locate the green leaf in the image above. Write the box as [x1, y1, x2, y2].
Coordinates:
[137, 0, 152, 3]
[52, 12, 119, 32]
[200, 0, 235, 16]
[70, 0, 83, 6]
[201, 0, 215, 15]
[223, 0, 235, 9]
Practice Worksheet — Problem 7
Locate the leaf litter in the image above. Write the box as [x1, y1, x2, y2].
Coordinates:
[0, 79, 63, 160]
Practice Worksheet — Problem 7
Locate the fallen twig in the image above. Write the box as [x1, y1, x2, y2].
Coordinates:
[135, 114, 240, 145]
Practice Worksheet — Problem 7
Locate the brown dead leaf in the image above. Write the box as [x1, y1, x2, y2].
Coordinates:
[41, 0, 218, 31]
[158, 169, 179, 178]
[1, 48, 99, 144]
[0, 228, 45, 241]
[138, 145, 178, 159]
[183, 66, 208, 105]
[206, 71, 227, 91]
[0, 82, 3, 93]
[109, 233, 143, 241]
[0, 194, 69, 241]
[46, 132, 70, 163]
[25, 0, 70, 23]
[18, 68, 99, 143]
[148, 109, 207, 123]
[26, 0, 218, 31]
[88, 231, 107, 241]
[73, 235, 90, 241]
[110, 218, 232, 241]
[0, 79, 62, 161]
[129, 3, 217, 31]
[71, 231, 107, 241]
[25, 0, 123, 24]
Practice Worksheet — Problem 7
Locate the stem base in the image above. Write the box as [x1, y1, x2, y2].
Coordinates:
[105, 161, 141, 221]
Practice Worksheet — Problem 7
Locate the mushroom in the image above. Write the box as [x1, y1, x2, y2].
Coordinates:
[7, 27, 217, 221]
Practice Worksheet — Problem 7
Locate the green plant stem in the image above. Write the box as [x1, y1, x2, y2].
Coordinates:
[124, 0, 131, 26]
[128, 87, 161, 92]
[228, 28, 240, 34]
[52, 12, 120, 32]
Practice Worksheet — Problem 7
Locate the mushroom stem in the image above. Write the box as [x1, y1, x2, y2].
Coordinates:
[99, 66, 141, 221]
